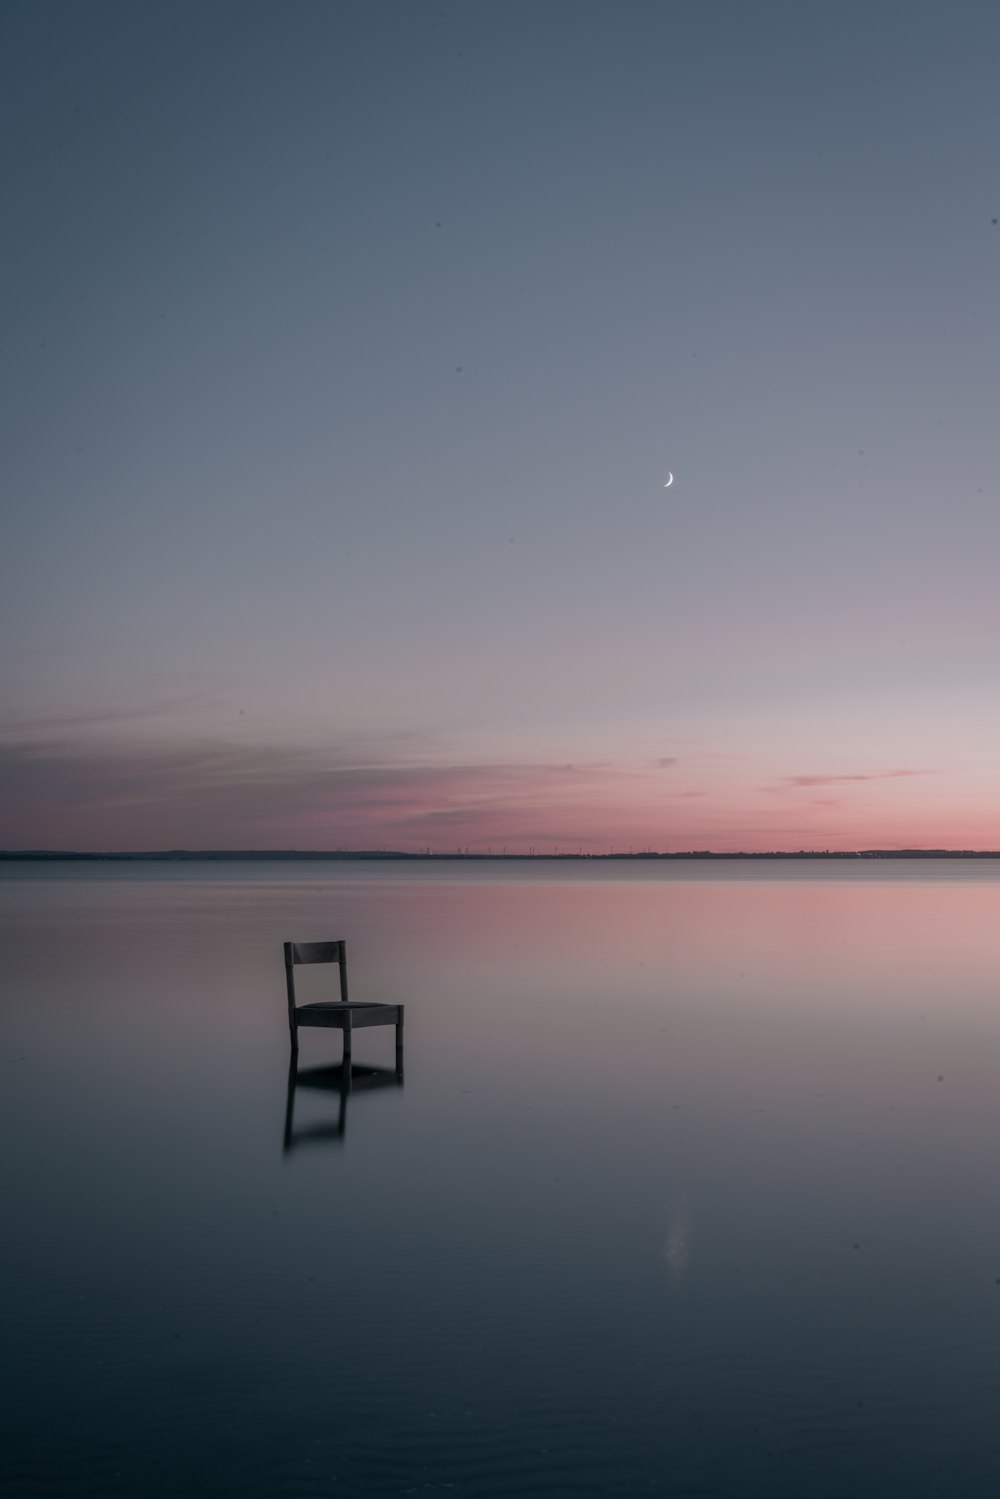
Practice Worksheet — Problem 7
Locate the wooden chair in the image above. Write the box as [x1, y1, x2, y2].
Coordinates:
[283, 940, 404, 1066]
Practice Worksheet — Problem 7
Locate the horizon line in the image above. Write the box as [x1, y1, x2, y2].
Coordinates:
[4, 848, 1000, 861]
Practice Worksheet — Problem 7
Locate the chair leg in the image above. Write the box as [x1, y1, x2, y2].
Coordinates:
[289, 1019, 298, 1053]
[283, 1055, 298, 1153]
[343, 1014, 352, 1068]
[395, 1011, 404, 1068]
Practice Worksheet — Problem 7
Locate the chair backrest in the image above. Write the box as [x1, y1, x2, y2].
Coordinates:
[283, 939, 349, 1012]
[286, 940, 345, 966]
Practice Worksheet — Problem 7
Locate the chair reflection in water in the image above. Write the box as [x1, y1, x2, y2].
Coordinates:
[283, 1056, 404, 1152]
[283, 939, 404, 1067]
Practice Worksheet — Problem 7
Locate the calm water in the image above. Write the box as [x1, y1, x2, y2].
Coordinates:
[4, 859, 1000, 1497]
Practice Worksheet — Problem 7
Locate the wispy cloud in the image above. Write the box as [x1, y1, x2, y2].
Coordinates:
[778, 769, 939, 789]
[0, 694, 225, 744]
[0, 736, 647, 851]
[0, 732, 969, 855]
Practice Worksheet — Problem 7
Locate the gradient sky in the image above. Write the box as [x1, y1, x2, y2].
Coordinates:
[3, 0, 999, 851]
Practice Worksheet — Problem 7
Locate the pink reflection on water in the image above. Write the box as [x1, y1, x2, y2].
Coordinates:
[354, 874, 1000, 1136]
[395, 875, 1000, 1022]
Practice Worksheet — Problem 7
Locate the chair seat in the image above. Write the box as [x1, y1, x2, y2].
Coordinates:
[294, 1001, 402, 1030]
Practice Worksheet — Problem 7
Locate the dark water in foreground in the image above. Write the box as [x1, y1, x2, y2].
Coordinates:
[4, 859, 1000, 1497]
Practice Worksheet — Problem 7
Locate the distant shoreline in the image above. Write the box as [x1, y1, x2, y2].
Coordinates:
[3, 850, 1000, 862]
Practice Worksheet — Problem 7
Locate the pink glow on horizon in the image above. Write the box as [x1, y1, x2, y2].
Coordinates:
[2, 733, 996, 851]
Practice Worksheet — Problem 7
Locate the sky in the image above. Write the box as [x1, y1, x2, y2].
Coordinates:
[2, 0, 999, 852]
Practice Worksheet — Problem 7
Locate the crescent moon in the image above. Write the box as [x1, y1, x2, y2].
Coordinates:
[663, 472, 674, 488]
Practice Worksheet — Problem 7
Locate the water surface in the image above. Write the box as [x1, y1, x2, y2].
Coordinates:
[4, 859, 1000, 1496]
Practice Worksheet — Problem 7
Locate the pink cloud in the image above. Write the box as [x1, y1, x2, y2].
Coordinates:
[781, 769, 939, 789]
[0, 735, 993, 854]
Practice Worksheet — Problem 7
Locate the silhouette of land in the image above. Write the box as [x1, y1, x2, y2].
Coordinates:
[3, 849, 1000, 862]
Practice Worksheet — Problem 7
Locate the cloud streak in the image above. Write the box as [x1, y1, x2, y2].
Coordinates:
[778, 770, 940, 789]
[0, 734, 979, 854]
[0, 735, 656, 851]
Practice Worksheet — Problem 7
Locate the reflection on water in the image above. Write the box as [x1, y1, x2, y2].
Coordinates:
[283, 1056, 404, 1153]
[663, 1197, 692, 1282]
[5, 860, 1000, 1497]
